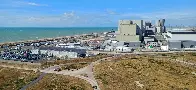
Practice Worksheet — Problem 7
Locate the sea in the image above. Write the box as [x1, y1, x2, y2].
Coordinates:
[0, 27, 117, 43]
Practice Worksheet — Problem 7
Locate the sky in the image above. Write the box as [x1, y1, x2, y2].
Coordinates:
[0, 0, 196, 27]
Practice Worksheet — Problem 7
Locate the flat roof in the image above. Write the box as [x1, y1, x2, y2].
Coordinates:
[169, 30, 196, 34]
[171, 32, 196, 34]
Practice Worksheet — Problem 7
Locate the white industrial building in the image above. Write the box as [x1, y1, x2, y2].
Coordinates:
[56, 42, 81, 48]
[104, 46, 115, 52]
[31, 49, 78, 58]
[115, 46, 133, 52]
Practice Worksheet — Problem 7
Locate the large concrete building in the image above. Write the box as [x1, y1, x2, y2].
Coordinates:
[116, 20, 143, 42]
[164, 30, 196, 50]
[168, 40, 181, 50]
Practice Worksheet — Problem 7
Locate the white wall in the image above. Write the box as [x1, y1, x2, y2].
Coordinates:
[161, 46, 169, 51]
[31, 49, 39, 54]
[36, 50, 78, 58]
[115, 46, 132, 52]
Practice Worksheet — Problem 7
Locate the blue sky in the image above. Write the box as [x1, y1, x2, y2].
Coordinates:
[0, 0, 196, 27]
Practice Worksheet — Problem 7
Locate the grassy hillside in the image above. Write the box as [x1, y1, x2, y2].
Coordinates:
[0, 67, 40, 90]
[0, 61, 41, 69]
[27, 74, 93, 90]
[94, 53, 196, 90]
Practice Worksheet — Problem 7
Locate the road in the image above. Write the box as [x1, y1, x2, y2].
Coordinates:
[88, 50, 196, 55]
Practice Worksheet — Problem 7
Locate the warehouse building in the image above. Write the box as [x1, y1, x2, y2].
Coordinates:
[182, 41, 196, 48]
[168, 41, 182, 51]
[167, 30, 196, 41]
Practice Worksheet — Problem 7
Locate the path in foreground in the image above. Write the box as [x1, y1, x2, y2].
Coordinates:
[40, 57, 110, 90]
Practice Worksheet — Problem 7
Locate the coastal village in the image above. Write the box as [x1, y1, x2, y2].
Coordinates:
[1, 19, 196, 62]
[1, 19, 196, 90]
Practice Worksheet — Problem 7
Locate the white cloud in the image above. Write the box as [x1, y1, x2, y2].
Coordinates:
[27, 2, 48, 6]
[121, 11, 196, 20]
[0, 8, 196, 27]
[12, 1, 48, 7]
[105, 9, 117, 15]
[128, 8, 132, 10]
[63, 11, 75, 18]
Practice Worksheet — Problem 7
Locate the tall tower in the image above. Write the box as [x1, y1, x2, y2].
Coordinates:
[160, 19, 165, 26]
[156, 19, 166, 33]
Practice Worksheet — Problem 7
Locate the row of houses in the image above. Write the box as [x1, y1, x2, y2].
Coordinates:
[31, 47, 87, 59]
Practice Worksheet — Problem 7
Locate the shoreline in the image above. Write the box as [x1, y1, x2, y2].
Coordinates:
[0, 36, 74, 47]
[0, 27, 117, 45]
[0, 32, 102, 47]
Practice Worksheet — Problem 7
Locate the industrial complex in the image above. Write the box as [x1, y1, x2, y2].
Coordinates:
[103, 19, 196, 52]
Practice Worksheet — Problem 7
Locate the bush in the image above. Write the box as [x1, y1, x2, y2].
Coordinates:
[191, 53, 196, 56]
[162, 54, 167, 56]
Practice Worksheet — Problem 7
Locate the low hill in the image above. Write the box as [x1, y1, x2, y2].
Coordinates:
[0, 67, 40, 90]
[94, 53, 196, 90]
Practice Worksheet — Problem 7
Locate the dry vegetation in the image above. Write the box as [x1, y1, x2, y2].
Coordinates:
[0, 67, 40, 90]
[27, 74, 93, 90]
[164, 52, 196, 63]
[94, 52, 196, 90]
[41, 54, 108, 69]
[60, 62, 88, 70]
[0, 61, 41, 69]
[0, 48, 3, 52]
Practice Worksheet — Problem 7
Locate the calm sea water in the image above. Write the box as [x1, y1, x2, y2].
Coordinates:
[0, 27, 117, 43]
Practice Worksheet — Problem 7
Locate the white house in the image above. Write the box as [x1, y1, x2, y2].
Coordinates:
[115, 46, 133, 52]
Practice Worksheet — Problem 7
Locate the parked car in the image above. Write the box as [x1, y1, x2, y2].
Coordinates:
[92, 86, 97, 89]
[54, 68, 62, 72]
[21, 59, 28, 62]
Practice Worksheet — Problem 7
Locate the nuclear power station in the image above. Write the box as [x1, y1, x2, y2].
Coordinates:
[112, 19, 196, 51]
